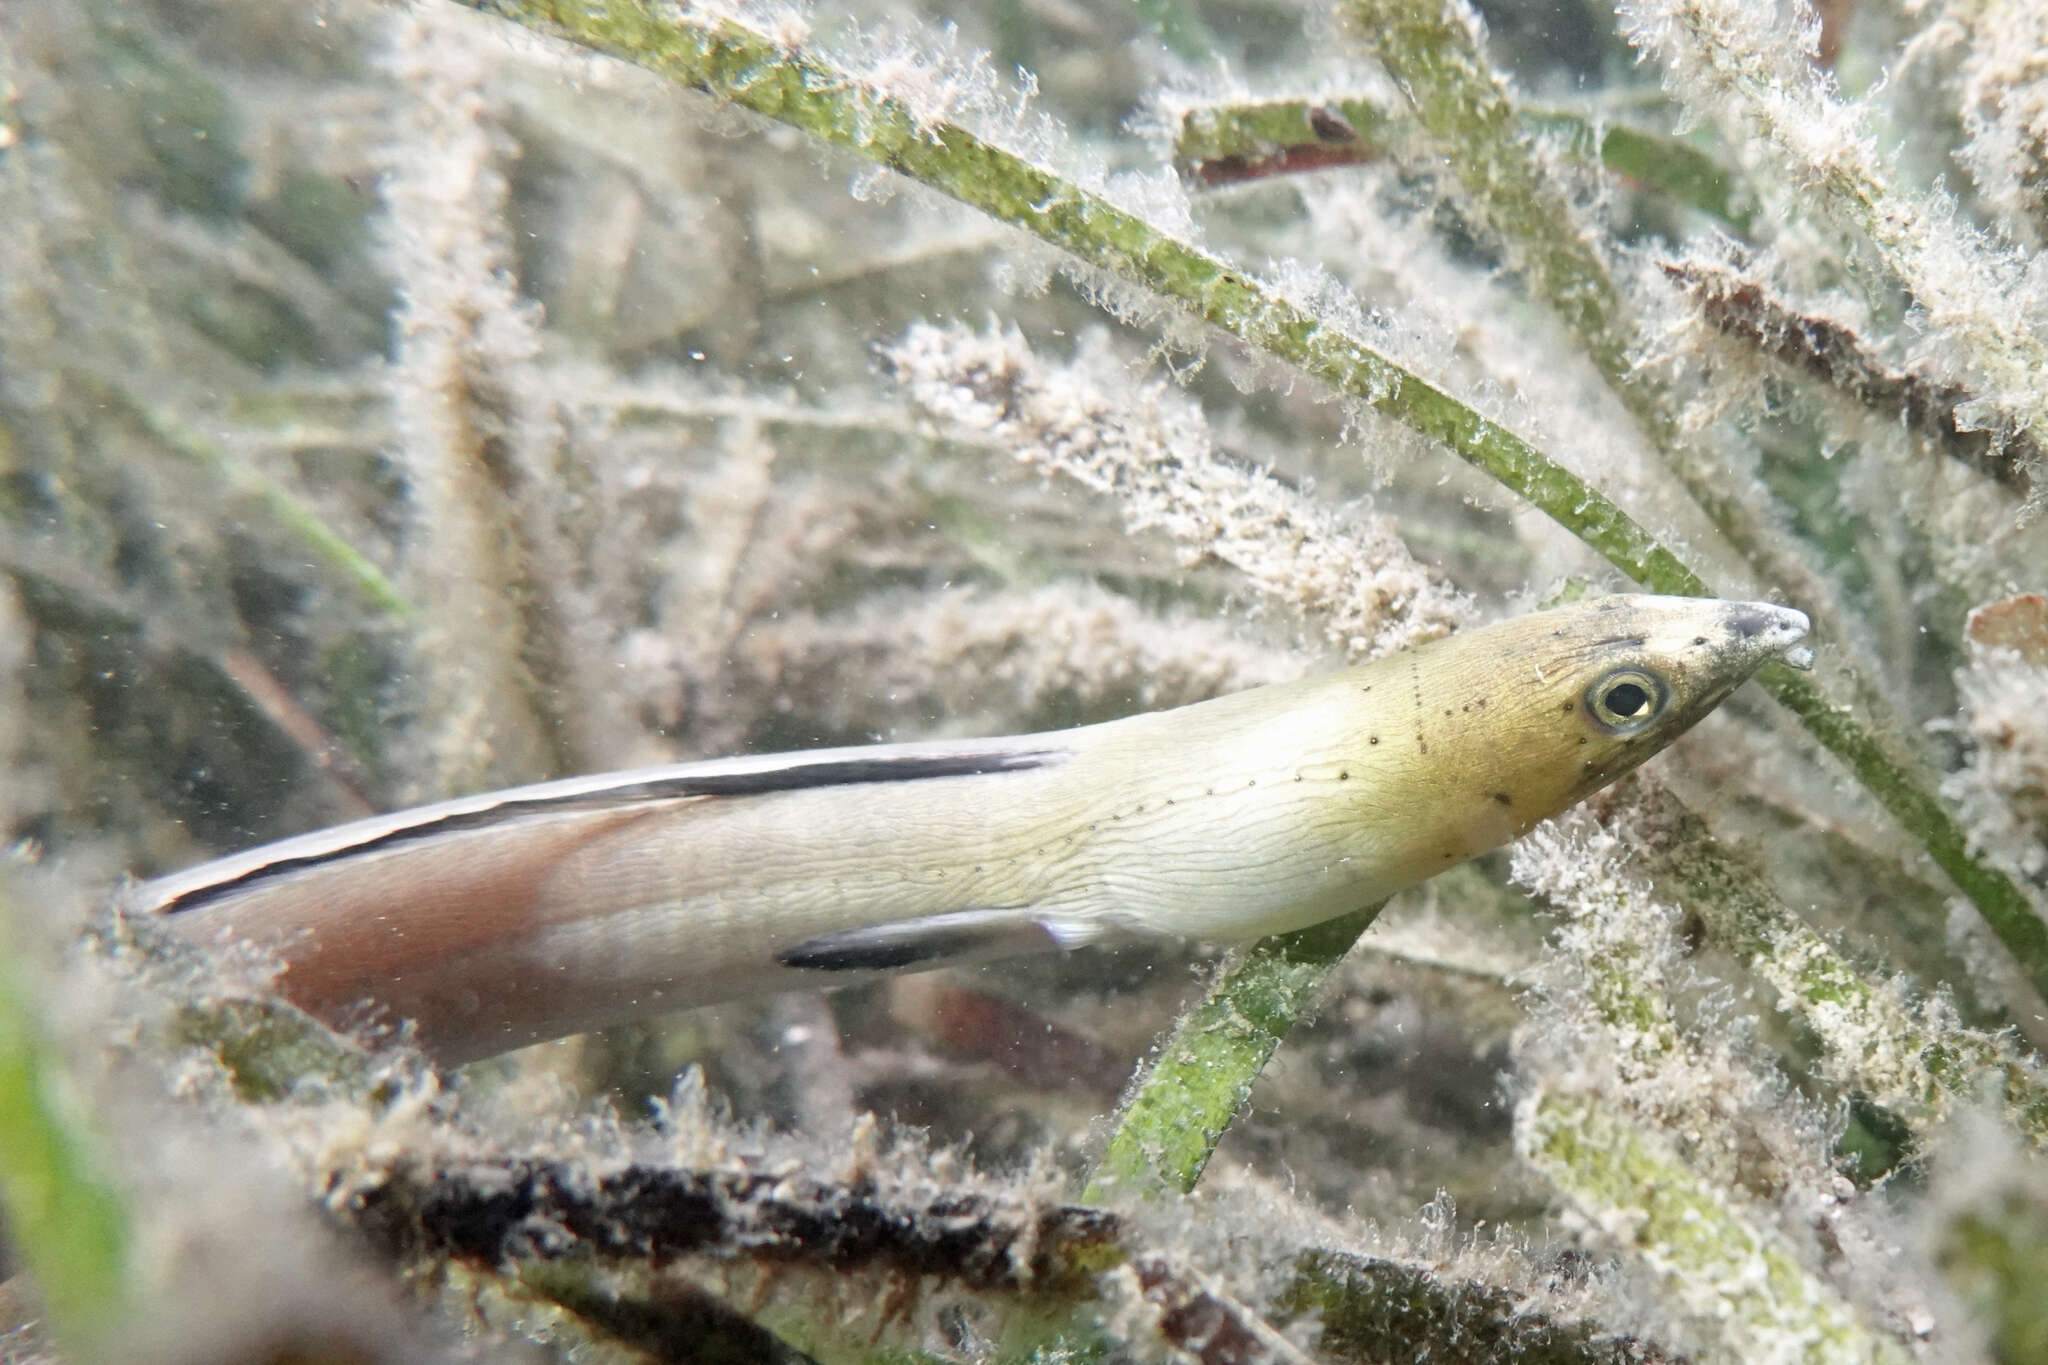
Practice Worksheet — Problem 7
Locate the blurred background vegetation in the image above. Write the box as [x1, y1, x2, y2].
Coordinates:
[2, 0, 2047, 1359]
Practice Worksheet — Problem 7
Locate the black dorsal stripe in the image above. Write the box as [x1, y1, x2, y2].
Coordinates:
[160, 747, 1068, 917]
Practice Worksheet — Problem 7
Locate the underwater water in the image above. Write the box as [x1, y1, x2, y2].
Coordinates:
[2, 0, 2047, 1359]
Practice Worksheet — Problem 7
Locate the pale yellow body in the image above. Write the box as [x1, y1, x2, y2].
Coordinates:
[141, 595, 1808, 1061]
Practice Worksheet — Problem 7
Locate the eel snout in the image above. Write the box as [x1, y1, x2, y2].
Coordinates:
[1726, 600, 1812, 670]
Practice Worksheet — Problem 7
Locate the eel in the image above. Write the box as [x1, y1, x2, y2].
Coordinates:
[134, 594, 1809, 1063]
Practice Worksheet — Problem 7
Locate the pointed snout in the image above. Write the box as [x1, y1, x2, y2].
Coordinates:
[1723, 600, 1811, 669]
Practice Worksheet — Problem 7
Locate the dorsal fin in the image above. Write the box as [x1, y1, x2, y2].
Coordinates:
[138, 740, 1071, 918]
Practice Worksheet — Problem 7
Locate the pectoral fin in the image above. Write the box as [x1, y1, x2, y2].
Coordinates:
[778, 908, 1105, 972]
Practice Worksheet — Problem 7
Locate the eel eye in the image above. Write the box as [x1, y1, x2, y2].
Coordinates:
[1586, 668, 1667, 734]
[1605, 681, 1649, 716]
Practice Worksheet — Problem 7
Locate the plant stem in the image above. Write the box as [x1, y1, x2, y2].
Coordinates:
[1622, 0, 2048, 496]
[1339, 0, 1635, 382]
[459, 0, 1709, 589]
[1616, 777, 2048, 1147]
[1085, 906, 1381, 1200]
[1172, 93, 1746, 229]
[1522, 1090, 1910, 1364]
[1339, 0, 1864, 701]
[0, 884, 129, 1350]
[116, 386, 415, 619]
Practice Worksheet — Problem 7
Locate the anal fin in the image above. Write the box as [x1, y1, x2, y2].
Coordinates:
[778, 909, 1102, 973]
